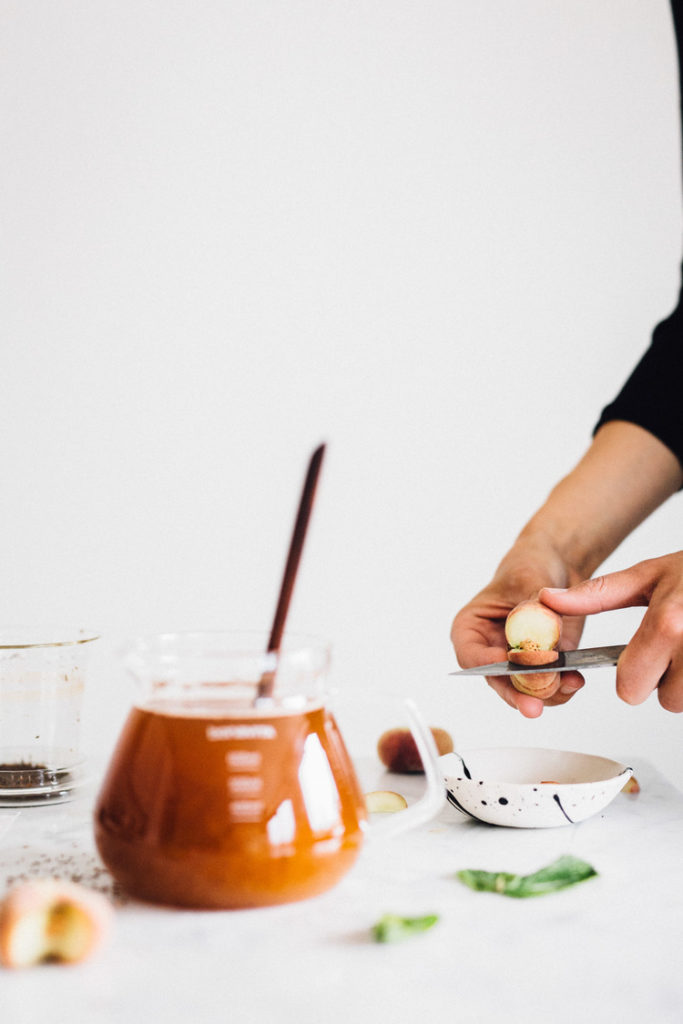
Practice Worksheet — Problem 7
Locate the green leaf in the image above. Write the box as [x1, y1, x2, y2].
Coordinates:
[457, 854, 597, 898]
[372, 913, 439, 943]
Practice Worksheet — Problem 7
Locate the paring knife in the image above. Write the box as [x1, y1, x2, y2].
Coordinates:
[451, 644, 627, 677]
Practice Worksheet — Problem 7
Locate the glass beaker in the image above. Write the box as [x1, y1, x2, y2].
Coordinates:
[94, 631, 443, 909]
[0, 627, 99, 804]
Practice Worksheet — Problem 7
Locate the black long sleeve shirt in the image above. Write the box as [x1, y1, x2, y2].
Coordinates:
[594, 0, 683, 468]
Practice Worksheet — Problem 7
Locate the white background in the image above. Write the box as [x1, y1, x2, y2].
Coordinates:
[1, 1, 682, 782]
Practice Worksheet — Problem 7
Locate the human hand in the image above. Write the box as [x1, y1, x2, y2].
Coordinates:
[539, 551, 683, 711]
[451, 540, 586, 718]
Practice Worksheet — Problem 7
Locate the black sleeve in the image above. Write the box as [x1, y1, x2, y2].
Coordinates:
[594, 276, 683, 468]
[594, 0, 683, 470]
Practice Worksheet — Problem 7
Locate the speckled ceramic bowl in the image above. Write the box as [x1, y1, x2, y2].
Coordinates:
[440, 747, 633, 828]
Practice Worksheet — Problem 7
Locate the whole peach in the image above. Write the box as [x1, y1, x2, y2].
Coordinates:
[377, 726, 453, 773]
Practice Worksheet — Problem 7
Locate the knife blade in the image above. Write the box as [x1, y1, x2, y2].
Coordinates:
[451, 644, 626, 677]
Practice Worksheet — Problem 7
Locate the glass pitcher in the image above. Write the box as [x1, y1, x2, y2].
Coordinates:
[93, 632, 443, 909]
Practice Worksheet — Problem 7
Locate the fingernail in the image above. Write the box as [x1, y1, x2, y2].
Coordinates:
[560, 682, 581, 694]
[543, 588, 568, 594]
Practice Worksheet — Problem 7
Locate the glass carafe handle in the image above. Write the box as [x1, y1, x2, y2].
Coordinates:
[366, 698, 445, 840]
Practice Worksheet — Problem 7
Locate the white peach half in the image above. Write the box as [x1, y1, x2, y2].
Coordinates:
[505, 600, 562, 655]
[0, 879, 113, 968]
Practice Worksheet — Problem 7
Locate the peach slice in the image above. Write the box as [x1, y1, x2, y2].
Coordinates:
[622, 775, 640, 794]
[365, 790, 408, 813]
[511, 672, 561, 700]
[0, 880, 112, 968]
[508, 648, 561, 666]
[377, 727, 454, 774]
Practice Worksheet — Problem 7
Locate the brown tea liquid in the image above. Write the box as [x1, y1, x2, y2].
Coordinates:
[94, 700, 367, 909]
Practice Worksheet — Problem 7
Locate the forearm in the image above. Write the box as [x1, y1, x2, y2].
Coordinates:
[452, 421, 682, 715]
[512, 421, 682, 581]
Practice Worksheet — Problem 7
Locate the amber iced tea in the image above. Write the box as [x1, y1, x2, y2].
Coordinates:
[94, 696, 367, 909]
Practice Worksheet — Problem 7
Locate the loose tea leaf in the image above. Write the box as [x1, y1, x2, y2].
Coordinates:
[457, 854, 597, 898]
[372, 913, 439, 943]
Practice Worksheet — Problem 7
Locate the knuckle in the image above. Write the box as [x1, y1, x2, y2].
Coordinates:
[590, 574, 608, 593]
[649, 604, 683, 643]
[578, 575, 610, 609]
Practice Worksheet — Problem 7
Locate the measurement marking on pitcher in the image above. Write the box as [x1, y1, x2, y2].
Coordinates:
[227, 775, 263, 796]
[228, 799, 265, 822]
[206, 724, 276, 741]
[225, 750, 262, 771]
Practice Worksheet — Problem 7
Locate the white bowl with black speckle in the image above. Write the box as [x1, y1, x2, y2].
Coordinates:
[440, 747, 633, 828]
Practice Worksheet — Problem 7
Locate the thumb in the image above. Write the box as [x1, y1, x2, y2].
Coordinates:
[539, 565, 651, 616]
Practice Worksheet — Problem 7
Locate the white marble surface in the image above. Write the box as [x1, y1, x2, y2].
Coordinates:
[1, 755, 682, 1024]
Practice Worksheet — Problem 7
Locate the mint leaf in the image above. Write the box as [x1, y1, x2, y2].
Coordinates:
[372, 913, 439, 943]
[457, 855, 597, 898]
